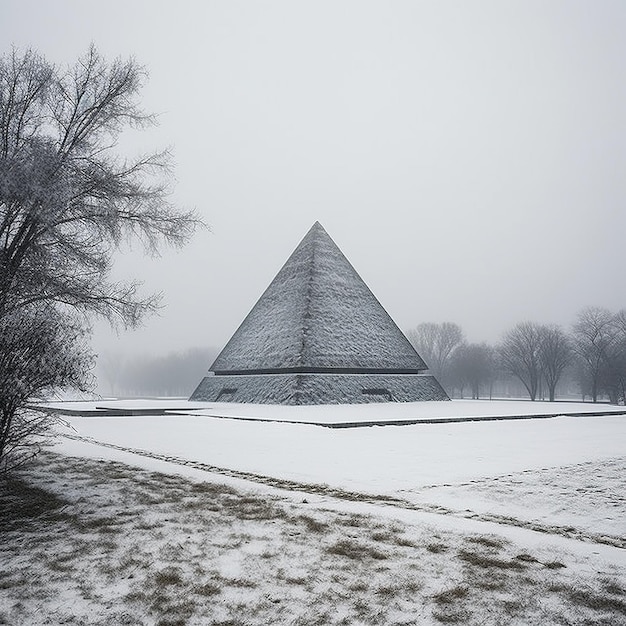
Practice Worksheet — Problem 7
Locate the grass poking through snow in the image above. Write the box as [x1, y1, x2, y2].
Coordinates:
[0, 451, 624, 625]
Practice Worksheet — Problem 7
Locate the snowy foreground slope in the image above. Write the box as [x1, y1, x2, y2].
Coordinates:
[2, 400, 625, 624]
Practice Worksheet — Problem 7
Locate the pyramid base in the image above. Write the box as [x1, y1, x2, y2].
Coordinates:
[190, 373, 449, 405]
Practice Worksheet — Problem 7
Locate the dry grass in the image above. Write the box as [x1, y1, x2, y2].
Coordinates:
[431, 585, 471, 622]
[0, 451, 624, 626]
[326, 538, 389, 561]
[568, 587, 626, 614]
[0, 476, 69, 530]
[426, 542, 449, 554]
[297, 514, 328, 533]
[193, 581, 222, 596]
[458, 549, 527, 571]
[433, 585, 469, 604]
[466, 535, 505, 550]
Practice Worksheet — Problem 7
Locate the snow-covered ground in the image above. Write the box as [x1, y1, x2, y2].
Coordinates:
[54, 402, 624, 490]
[3, 450, 624, 625]
[52, 400, 626, 552]
[2, 399, 625, 624]
[176, 398, 626, 423]
[41, 397, 626, 424]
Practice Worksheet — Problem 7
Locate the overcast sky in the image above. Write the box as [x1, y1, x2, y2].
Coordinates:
[2, 1, 625, 359]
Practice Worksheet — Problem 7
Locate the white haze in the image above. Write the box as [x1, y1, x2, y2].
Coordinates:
[2, 1, 625, 362]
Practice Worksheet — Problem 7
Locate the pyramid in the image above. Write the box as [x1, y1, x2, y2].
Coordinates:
[191, 222, 449, 404]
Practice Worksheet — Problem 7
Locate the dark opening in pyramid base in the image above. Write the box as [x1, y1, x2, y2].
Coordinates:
[190, 373, 449, 405]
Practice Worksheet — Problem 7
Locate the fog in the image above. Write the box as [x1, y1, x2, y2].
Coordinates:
[3, 1, 625, 367]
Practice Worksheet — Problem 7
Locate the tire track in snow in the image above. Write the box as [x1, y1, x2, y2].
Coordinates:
[61, 433, 625, 550]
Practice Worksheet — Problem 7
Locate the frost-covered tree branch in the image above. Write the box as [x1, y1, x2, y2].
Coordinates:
[0, 45, 203, 327]
[0, 45, 205, 471]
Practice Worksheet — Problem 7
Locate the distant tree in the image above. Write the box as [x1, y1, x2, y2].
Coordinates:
[499, 322, 543, 400]
[595, 309, 626, 404]
[0, 46, 202, 470]
[538, 325, 573, 401]
[571, 307, 617, 402]
[407, 322, 464, 390]
[97, 352, 128, 398]
[101, 347, 217, 397]
[449, 342, 495, 399]
[571, 355, 593, 401]
[610, 310, 626, 404]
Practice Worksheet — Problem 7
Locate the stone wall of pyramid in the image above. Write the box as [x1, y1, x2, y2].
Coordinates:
[191, 222, 449, 405]
[192, 373, 448, 405]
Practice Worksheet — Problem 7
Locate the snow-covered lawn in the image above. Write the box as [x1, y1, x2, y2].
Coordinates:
[2, 451, 625, 625]
[175, 398, 626, 425]
[55, 403, 626, 544]
[40, 398, 626, 424]
[1, 400, 625, 624]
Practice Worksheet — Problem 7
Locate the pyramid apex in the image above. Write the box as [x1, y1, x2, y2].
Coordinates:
[300, 221, 328, 242]
[208, 222, 429, 374]
[306, 221, 331, 240]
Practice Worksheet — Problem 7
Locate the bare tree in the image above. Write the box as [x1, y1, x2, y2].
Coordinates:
[499, 322, 543, 400]
[0, 46, 203, 470]
[595, 309, 626, 404]
[407, 322, 464, 390]
[538, 324, 572, 401]
[571, 307, 617, 402]
[449, 342, 495, 399]
[0, 46, 201, 324]
[611, 310, 626, 403]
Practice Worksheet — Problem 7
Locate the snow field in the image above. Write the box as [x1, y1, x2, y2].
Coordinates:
[53, 405, 626, 550]
[2, 400, 623, 624]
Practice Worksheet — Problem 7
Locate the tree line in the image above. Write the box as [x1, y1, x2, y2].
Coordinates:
[408, 306, 626, 404]
[97, 347, 217, 398]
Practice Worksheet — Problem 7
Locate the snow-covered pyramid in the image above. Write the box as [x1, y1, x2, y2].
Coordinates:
[191, 222, 449, 404]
